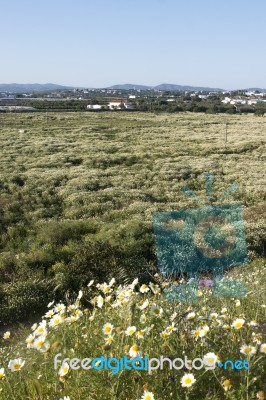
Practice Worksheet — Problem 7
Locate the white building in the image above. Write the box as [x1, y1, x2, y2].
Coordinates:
[87, 104, 103, 110]
[108, 100, 134, 110]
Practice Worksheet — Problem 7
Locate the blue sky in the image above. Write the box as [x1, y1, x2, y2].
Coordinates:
[1, 0, 266, 89]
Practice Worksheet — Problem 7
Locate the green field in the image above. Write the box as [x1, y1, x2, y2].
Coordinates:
[0, 112, 265, 399]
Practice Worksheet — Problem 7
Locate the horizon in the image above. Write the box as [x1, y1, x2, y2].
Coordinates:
[1, 82, 266, 92]
[1, 0, 266, 90]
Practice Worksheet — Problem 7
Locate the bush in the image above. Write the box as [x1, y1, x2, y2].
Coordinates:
[0, 278, 54, 326]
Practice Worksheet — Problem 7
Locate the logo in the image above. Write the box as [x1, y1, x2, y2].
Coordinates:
[153, 173, 248, 301]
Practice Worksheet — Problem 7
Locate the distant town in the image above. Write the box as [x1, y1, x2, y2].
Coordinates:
[1, 87, 266, 115]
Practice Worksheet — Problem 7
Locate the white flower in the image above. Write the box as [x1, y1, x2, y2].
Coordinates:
[248, 320, 258, 327]
[129, 344, 142, 357]
[45, 309, 54, 318]
[125, 326, 136, 336]
[150, 305, 163, 317]
[203, 352, 219, 368]
[97, 295, 104, 308]
[59, 361, 69, 377]
[240, 345, 256, 356]
[8, 358, 25, 372]
[138, 299, 149, 310]
[3, 331, 10, 339]
[59, 396, 70, 400]
[140, 391, 155, 400]
[26, 333, 36, 348]
[109, 278, 116, 287]
[170, 312, 177, 321]
[31, 323, 38, 331]
[260, 343, 266, 353]
[140, 314, 147, 324]
[77, 290, 83, 300]
[103, 323, 114, 335]
[54, 303, 66, 314]
[232, 318, 245, 329]
[130, 278, 138, 289]
[186, 312, 196, 320]
[180, 373, 196, 387]
[33, 336, 50, 352]
[49, 314, 63, 328]
[34, 321, 47, 336]
[0, 368, 5, 380]
[140, 284, 149, 293]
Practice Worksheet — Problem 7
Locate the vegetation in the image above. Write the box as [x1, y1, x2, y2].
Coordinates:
[0, 111, 265, 399]
[0, 260, 265, 400]
[0, 111, 265, 326]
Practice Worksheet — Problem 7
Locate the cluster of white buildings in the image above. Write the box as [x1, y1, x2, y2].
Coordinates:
[222, 96, 266, 106]
[87, 100, 134, 110]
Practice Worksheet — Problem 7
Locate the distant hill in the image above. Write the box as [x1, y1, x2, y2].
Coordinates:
[108, 84, 152, 90]
[108, 83, 224, 92]
[154, 83, 224, 92]
[0, 83, 74, 93]
[245, 88, 266, 93]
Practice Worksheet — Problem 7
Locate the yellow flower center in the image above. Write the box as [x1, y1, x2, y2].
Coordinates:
[145, 395, 152, 400]
[184, 377, 192, 385]
[14, 364, 21, 370]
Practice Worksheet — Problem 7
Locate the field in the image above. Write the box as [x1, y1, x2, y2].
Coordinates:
[0, 111, 265, 399]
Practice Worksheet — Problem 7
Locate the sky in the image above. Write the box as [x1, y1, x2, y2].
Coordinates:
[1, 0, 266, 90]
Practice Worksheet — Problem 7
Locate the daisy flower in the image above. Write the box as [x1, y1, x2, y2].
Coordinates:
[232, 318, 245, 329]
[97, 295, 104, 308]
[26, 333, 35, 348]
[140, 284, 149, 293]
[150, 305, 163, 317]
[129, 344, 142, 358]
[140, 391, 155, 400]
[8, 358, 25, 372]
[138, 299, 149, 310]
[222, 379, 232, 392]
[44, 310, 54, 318]
[3, 331, 10, 339]
[259, 343, 266, 354]
[166, 323, 176, 333]
[34, 321, 47, 336]
[49, 314, 63, 328]
[0, 368, 5, 380]
[180, 373, 196, 388]
[130, 278, 138, 289]
[105, 335, 114, 344]
[136, 330, 146, 339]
[140, 314, 147, 324]
[59, 361, 70, 377]
[54, 303, 66, 314]
[186, 312, 196, 320]
[240, 345, 256, 356]
[103, 323, 114, 335]
[203, 352, 219, 368]
[125, 326, 136, 336]
[161, 330, 170, 339]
